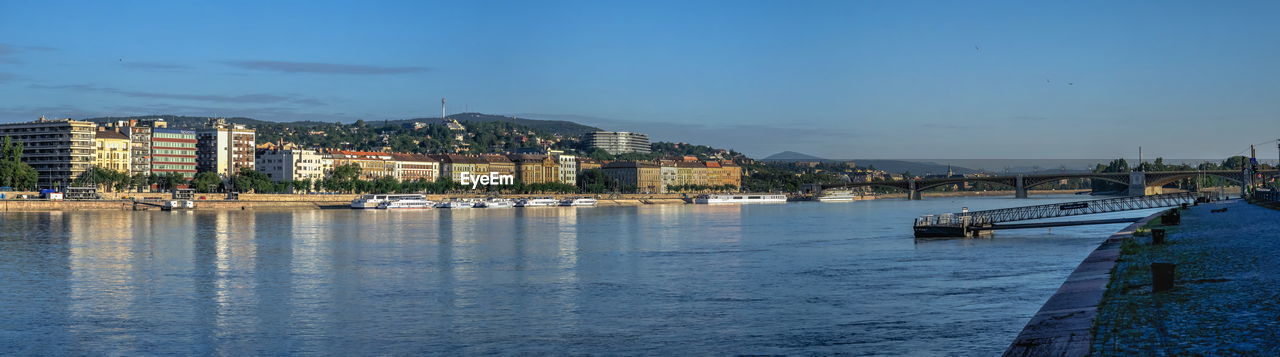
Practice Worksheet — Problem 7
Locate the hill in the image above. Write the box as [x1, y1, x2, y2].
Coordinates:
[83, 112, 601, 137]
[761, 151, 832, 162]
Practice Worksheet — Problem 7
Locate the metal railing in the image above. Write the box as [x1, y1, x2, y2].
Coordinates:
[1255, 190, 1280, 203]
[915, 192, 1200, 227]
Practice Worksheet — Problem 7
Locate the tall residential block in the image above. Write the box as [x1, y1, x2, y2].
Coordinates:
[0, 117, 97, 188]
[583, 131, 651, 155]
[196, 118, 256, 177]
[151, 128, 198, 178]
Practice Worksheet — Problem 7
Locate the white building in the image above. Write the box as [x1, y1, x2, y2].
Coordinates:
[582, 131, 650, 155]
[255, 148, 330, 182]
[553, 151, 577, 185]
[196, 118, 256, 177]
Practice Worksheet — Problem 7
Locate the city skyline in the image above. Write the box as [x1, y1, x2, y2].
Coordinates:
[2, 1, 1279, 160]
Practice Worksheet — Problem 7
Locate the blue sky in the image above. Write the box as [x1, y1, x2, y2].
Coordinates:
[1, 0, 1278, 160]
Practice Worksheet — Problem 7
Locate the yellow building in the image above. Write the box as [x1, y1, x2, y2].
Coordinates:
[93, 128, 132, 173]
[329, 150, 395, 180]
[432, 154, 488, 182]
[508, 154, 561, 184]
[601, 161, 663, 193]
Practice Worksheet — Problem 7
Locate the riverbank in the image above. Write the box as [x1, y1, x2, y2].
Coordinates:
[1002, 209, 1164, 357]
[1089, 200, 1280, 355]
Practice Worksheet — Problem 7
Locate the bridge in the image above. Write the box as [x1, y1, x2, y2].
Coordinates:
[810, 170, 1279, 200]
[913, 192, 1202, 237]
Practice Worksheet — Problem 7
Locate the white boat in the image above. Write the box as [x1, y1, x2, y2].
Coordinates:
[559, 197, 598, 206]
[351, 194, 426, 209]
[378, 198, 435, 209]
[515, 197, 559, 207]
[816, 191, 858, 202]
[477, 198, 514, 208]
[437, 199, 475, 209]
[694, 193, 787, 204]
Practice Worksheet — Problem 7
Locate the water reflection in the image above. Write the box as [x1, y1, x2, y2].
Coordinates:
[0, 198, 1151, 355]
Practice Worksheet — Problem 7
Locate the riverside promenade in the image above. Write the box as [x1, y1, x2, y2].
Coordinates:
[1007, 199, 1280, 355]
[1090, 200, 1280, 355]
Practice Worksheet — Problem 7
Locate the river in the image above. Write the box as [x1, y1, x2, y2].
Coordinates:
[0, 195, 1161, 355]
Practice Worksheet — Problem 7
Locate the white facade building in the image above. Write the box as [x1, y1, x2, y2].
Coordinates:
[254, 148, 330, 182]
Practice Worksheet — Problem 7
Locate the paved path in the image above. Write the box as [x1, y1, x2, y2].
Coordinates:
[1091, 200, 1280, 355]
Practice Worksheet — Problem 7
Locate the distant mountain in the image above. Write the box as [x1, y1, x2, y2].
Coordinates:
[853, 160, 979, 176]
[761, 151, 831, 162]
[761, 152, 979, 175]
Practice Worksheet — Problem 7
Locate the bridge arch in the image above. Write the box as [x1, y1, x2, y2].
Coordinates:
[915, 178, 1016, 192]
[1022, 175, 1128, 189]
[1146, 172, 1243, 187]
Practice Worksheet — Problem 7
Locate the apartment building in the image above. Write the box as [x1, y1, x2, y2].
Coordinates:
[433, 154, 488, 182]
[329, 150, 395, 180]
[390, 153, 440, 182]
[0, 117, 97, 188]
[601, 161, 663, 193]
[196, 118, 256, 177]
[256, 148, 330, 182]
[93, 128, 131, 173]
[583, 131, 651, 155]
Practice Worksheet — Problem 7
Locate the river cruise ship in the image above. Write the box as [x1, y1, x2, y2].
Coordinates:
[515, 197, 560, 207]
[816, 190, 858, 202]
[437, 199, 476, 209]
[559, 197, 598, 206]
[378, 198, 436, 209]
[351, 194, 427, 209]
[694, 194, 787, 204]
[476, 198, 514, 208]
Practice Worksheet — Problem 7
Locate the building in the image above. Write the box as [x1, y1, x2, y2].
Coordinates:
[196, 118, 256, 177]
[433, 154, 488, 182]
[555, 152, 577, 185]
[654, 159, 742, 192]
[577, 157, 602, 171]
[123, 125, 152, 176]
[0, 117, 97, 188]
[601, 161, 663, 193]
[481, 154, 515, 176]
[508, 154, 561, 184]
[583, 131, 651, 155]
[150, 128, 198, 178]
[93, 128, 131, 173]
[256, 148, 330, 182]
[390, 153, 440, 182]
[329, 150, 395, 180]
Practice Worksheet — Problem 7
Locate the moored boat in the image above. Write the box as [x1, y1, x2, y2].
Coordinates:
[477, 198, 514, 208]
[816, 190, 858, 202]
[437, 199, 475, 209]
[559, 197, 598, 206]
[515, 197, 559, 207]
[378, 198, 436, 209]
[351, 194, 426, 209]
[694, 193, 787, 204]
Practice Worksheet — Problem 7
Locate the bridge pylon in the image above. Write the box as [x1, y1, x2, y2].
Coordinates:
[1015, 175, 1028, 198]
[908, 180, 922, 200]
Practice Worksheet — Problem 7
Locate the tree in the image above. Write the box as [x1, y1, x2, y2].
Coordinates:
[0, 137, 37, 190]
[192, 172, 223, 192]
